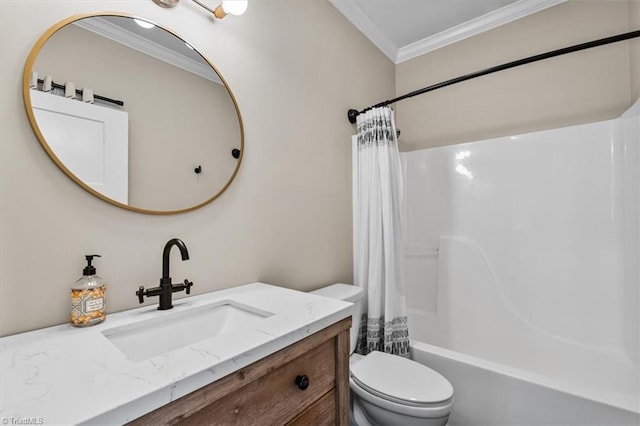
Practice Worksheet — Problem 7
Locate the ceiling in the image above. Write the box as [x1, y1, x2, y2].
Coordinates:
[329, 0, 566, 64]
[73, 15, 222, 84]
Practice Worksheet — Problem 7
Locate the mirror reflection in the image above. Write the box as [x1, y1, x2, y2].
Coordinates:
[25, 14, 243, 213]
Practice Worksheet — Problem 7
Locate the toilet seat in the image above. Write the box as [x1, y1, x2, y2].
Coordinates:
[350, 377, 453, 419]
[350, 351, 453, 417]
[351, 376, 453, 408]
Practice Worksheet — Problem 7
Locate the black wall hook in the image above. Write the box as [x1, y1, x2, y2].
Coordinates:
[347, 109, 359, 124]
[231, 149, 241, 159]
[194, 165, 202, 174]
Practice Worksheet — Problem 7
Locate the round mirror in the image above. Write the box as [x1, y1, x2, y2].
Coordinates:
[23, 12, 244, 214]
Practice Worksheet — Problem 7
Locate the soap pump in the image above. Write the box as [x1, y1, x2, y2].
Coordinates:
[71, 254, 106, 327]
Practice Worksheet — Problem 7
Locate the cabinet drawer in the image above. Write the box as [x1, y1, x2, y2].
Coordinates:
[178, 339, 336, 425]
[287, 389, 336, 426]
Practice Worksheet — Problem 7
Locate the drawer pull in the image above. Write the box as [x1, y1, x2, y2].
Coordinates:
[295, 375, 310, 390]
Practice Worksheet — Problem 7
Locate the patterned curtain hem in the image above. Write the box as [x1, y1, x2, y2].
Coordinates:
[356, 313, 410, 358]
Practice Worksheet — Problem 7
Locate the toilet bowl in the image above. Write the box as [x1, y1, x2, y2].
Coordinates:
[311, 284, 454, 426]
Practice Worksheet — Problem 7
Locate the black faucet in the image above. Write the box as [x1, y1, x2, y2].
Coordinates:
[136, 238, 194, 310]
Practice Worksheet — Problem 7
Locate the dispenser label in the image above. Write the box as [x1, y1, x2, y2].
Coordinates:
[85, 297, 104, 312]
[71, 285, 106, 326]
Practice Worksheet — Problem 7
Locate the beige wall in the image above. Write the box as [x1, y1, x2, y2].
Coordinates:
[631, 0, 640, 100]
[0, 0, 394, 336]
[32, 23, 240, 211]
[395, 0, 635, 151]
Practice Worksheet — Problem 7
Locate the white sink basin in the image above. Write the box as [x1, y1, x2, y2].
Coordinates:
[102, 300, 274, 361]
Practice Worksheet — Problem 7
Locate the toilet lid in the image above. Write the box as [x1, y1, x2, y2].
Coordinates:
[350, 351, 453, 405]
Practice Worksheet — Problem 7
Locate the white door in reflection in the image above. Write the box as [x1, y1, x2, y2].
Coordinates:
[31, 89, 128, 204]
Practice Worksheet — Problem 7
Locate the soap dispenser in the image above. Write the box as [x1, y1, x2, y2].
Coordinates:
[71, 255, 106, 327]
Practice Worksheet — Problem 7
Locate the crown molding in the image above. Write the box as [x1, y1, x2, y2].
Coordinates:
[73, 18, 222, 84]
[396, 0, 566, 63]
[330, 0, 566, 64]
[328, 0, 398, 63]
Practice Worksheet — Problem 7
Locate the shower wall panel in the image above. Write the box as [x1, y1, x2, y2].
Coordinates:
[401, 101, 639, 410]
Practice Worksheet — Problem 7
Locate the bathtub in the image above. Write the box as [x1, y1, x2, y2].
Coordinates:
[401, 101, 640, 425]
[410, 341, 640, 426]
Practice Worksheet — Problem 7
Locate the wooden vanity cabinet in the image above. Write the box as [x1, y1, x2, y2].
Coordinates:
[128, 317, 351, 426]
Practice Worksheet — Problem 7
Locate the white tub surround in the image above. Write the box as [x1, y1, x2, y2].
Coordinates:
[401, 100, 640, 417]
[0, 283, 353, 425]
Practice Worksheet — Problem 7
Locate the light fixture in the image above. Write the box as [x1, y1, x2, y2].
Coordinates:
[152, 0, 247, 19]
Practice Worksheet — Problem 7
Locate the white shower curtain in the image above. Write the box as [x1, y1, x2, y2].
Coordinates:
[353, 106, 410, 357]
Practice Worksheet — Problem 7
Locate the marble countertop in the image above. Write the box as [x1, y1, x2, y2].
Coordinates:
[0, 282, 353, 425]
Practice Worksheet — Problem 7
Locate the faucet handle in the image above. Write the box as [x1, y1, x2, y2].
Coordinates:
[183, 279, 194, 295]
[136, 286, 146, 304]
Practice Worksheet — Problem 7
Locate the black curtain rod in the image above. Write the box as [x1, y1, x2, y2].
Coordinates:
[36, 78, 124, 107]
[347, 30, 640, 124]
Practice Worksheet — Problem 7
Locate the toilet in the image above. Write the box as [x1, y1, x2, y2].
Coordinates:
[311, 283, 454, 426]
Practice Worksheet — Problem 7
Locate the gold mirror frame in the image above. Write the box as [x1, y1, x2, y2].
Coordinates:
[23, 11, 244, 215]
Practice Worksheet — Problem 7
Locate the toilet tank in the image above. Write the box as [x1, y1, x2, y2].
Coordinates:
[310, 283, 363, 354]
